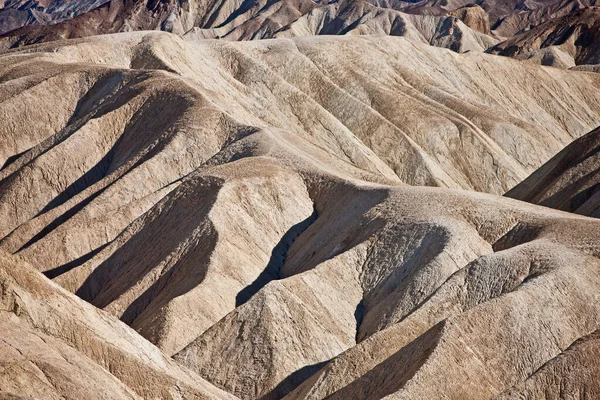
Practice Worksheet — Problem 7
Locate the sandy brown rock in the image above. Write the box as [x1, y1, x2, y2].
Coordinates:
[177, 180, 600, 399]
[448, 4, 491, 34]
[286, 231, 600, 399]
[0, 251, 237, 399]
[1, 34, 600, 365]
[494, 330, 600, 399]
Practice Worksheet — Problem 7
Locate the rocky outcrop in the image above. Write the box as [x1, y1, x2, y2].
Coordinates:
[448, 4, 491, 34]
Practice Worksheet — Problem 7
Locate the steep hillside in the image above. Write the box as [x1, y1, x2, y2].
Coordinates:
[0, 251, 237, 399]
[506, 126, 600, 217]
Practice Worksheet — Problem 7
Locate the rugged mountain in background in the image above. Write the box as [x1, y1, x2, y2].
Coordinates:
[186, 0, 498, 53]
[3, 0, 600, 66]
[393, 0, 590, 29]
[0, 0, 500, 51]
[0, 0, 194, 47]
[491, 0, 600, 37]
[0, 0, 109, 35]
[1, 30, 600, 398]
[506, 126, 600, 217]
[489, 6, 600, 67]
[0, 0, 597, 54]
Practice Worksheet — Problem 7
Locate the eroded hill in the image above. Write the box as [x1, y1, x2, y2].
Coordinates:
[506, 125, 600, 217]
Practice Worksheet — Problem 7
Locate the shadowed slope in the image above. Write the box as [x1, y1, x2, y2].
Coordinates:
[506, 125, 600, 217]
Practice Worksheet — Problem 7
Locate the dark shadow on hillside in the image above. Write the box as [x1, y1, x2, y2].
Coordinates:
[260, 360, 328, 400]
[354, 298, 365, 342]
[43, 242, 109, 279]
[236, 205, 318, 307]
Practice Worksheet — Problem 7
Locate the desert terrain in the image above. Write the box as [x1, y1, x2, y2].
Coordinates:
[1, 1, 600, 399]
